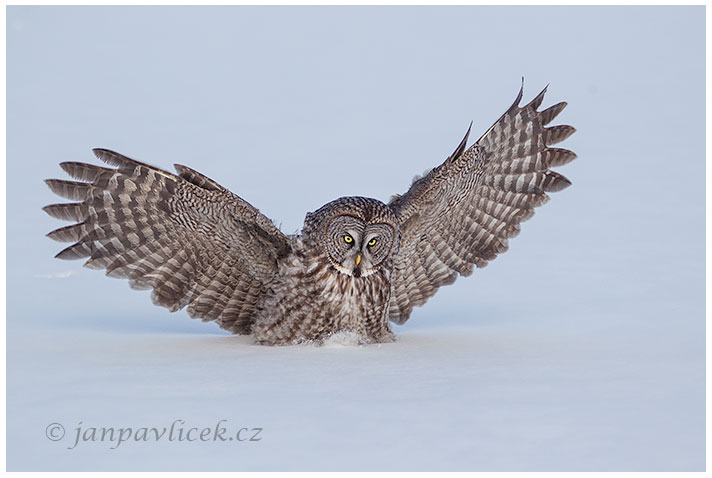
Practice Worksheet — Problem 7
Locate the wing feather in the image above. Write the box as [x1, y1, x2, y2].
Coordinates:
[388, 84, 576, 324]
[44, 149, 291, 334]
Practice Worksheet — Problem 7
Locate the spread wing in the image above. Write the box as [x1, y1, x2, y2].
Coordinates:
[387, 84, 576, 324]
[43, 149, 291, 334]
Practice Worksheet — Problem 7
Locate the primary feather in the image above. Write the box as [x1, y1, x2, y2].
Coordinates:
[387, 84, 576, 324]
[44, 149, 290, 334]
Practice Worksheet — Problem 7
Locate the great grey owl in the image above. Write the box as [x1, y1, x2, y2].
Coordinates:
[44, 85, 576, 345]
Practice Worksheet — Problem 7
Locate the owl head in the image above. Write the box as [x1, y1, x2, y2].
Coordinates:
[303, 197, 400, 278]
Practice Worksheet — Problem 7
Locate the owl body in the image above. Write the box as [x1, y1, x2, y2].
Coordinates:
[251, 196, 398, 345]
[252, 233, 395, 345]
[44, 84, 577, 346]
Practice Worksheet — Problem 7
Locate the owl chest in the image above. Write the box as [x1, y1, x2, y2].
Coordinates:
[319, 272, 377, 322]
[304, 267, 392, 340]
[256, 254, 391, 343]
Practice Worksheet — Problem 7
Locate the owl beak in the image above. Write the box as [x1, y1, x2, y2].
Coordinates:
[355, 253, 362, 266]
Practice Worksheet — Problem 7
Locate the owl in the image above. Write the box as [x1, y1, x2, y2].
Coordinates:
[43, 84, 576, 345]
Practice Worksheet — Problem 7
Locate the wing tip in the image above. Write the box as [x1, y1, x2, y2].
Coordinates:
[511, 78, 525, 110]
[545, 125, 577, 146]
[54, 242, 89, 260]
[42, 204, 62, 219]
[545, 171, 572, 192]
[446, 123, 473, 162]
[526, 84, 550, 110]
[92, 147, 132, 167]
[92, 147, 111, 161]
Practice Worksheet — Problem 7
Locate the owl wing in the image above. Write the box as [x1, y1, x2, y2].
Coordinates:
[43, 149, 291, 334]
[387, 84, 576, 324]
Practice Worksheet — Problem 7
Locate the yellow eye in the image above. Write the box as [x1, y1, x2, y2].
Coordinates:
[367, 238, 377, 247]
[344, 235, 353, 244]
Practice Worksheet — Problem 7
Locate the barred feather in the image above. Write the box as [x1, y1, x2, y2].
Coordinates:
[44, 179, 92, 201]
[43, 203, 88, 222]
[388, 84, 577, 324]
[174, 164, 226, 191]
[538, 101, 568, 126]
[44, 149, 291, 334]
[544, 125, 576, 145]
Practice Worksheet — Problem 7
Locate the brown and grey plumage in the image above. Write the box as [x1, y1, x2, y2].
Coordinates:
[44, 84, 576, 345]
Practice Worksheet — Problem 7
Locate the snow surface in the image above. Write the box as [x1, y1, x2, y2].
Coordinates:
[7, 270, 704, 471]
[7, 5, 704, 472]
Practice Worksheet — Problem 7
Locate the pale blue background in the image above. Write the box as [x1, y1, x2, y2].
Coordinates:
[7, 6, 705, 471]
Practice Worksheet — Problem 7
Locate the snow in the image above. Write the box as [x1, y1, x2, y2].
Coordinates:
[7, 282, 704, 470]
